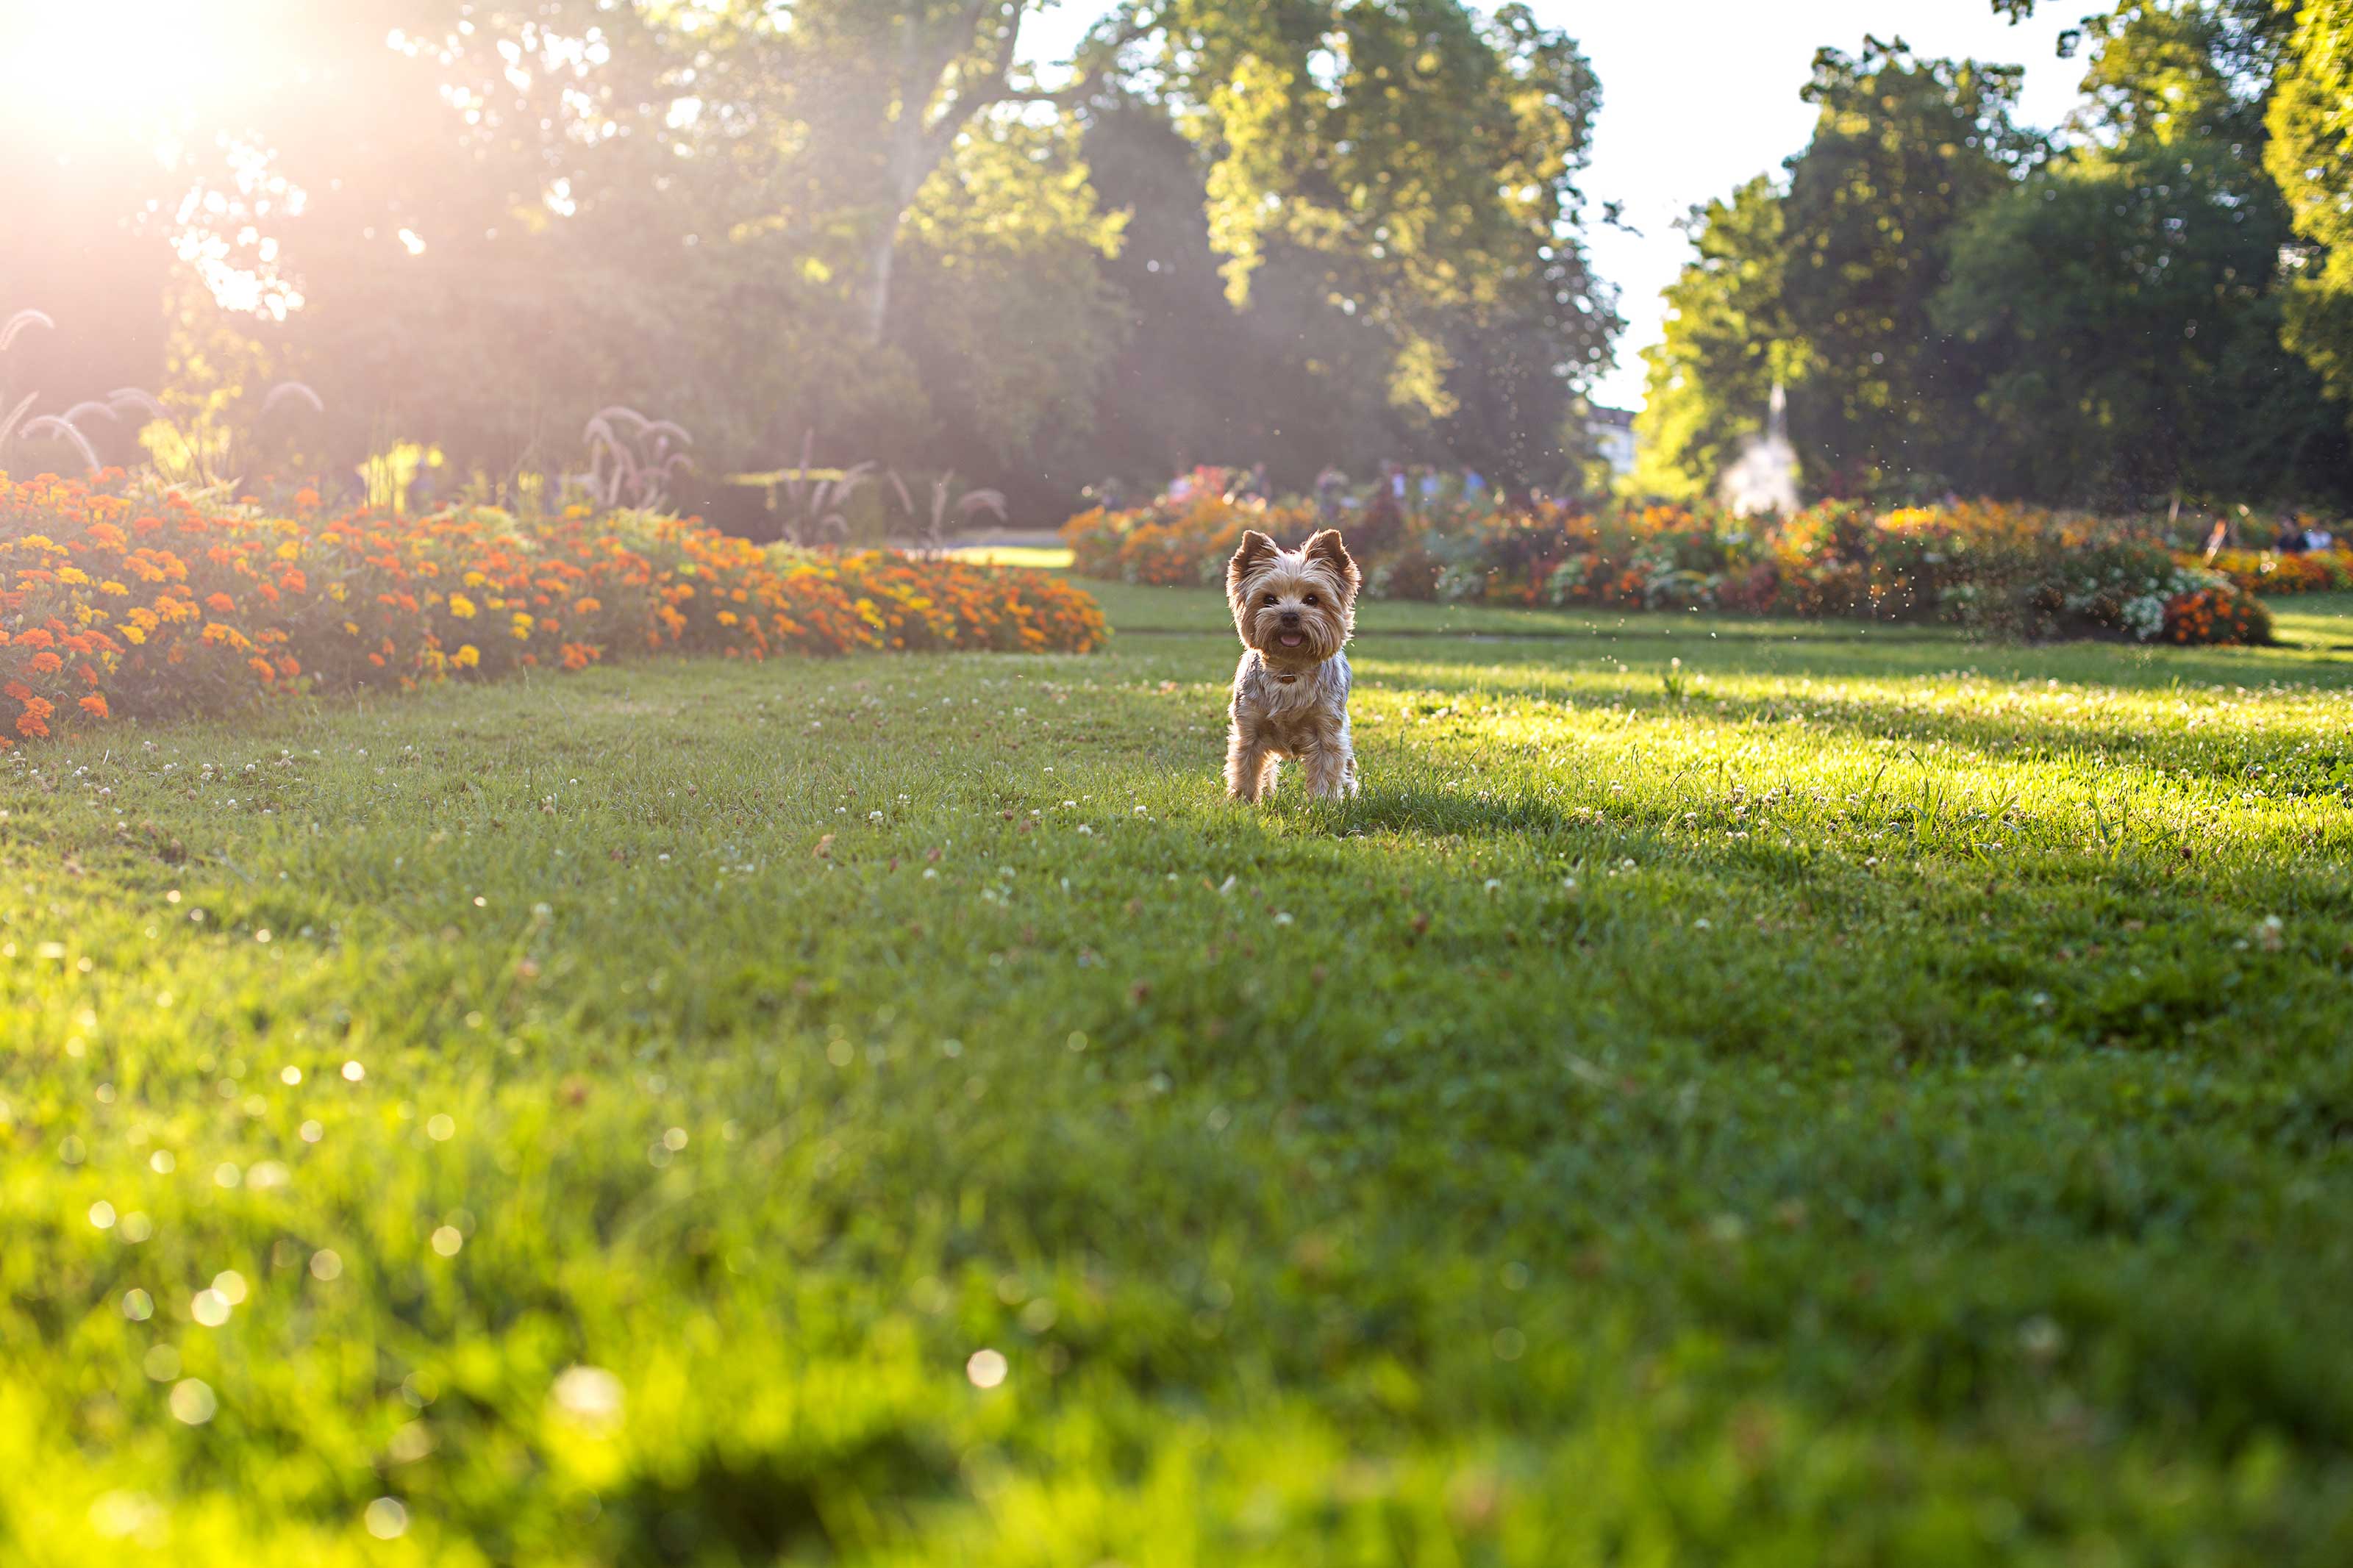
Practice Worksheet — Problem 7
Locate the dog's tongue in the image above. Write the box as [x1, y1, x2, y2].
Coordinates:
[1279, 632, 1305, 648]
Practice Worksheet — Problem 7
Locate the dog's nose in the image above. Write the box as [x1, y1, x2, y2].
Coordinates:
[1279, 609, 1301, 625]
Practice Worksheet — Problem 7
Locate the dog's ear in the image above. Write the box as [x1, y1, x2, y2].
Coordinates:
[1303, 529, 1360, 599]
[1227, 530, 1279, 591]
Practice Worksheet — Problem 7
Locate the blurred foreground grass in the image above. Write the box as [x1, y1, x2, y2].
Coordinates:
[5, 589, 2353, 1563]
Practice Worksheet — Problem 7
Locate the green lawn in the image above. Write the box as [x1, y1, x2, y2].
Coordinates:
[7, 587, 2353, 1564]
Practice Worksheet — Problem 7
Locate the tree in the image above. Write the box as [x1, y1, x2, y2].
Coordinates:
[154, 2, 1134, 482]
[2267, 0, 2353, 436]
[1940, 0, 2349, 505]
[1633, 38, 2032, 503]
[1064, 98, 1417, 491]
[1777, 38, 2038, 495]
[1129, 0, 1618, 457]
[1633, 179, 1799, 502]
[1937, 135, 2346, 504]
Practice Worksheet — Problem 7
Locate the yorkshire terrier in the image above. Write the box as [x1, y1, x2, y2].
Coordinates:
[1224, 528, 1360, 801]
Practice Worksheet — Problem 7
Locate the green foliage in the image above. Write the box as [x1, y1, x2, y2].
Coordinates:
[1645, 5, 2353, 512]
[2268, 0, 2353, 434]
[1634, 178, 1796, 502]
[1938, 128, 2349, 503]
[896, 119, 1131, 466]
[1072, 102, 1418, 492]
[8, 591, 2353, 1559]
[1780, 38, 2038, 495]
[1132, 0, 1618, 444]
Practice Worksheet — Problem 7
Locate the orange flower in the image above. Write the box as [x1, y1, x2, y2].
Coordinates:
[79, 693, 108, 719]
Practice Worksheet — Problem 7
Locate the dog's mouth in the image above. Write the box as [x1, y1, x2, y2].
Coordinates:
[1277, 631, 1307, 649]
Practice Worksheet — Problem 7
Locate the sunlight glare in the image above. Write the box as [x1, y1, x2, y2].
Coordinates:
[2, 1, 288, 160]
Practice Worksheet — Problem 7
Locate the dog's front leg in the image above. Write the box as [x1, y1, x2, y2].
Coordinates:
[1300, 740, 1352, 798]
[1226, 726, 1275, 803]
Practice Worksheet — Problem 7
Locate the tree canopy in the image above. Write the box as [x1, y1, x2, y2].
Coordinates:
[1638, 2, 2353, 511]
[4, 0, 1622, 508]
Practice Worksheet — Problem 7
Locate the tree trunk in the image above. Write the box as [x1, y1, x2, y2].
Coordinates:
[863, 3, 1024, 345]
[865, 24, 946, 346]
[863, 198, 903, 346]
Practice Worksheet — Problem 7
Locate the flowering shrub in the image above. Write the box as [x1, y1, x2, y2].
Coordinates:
[1063, 490, 2274, 645]
[2202, 548, 2353, 597]
[1, 470, 1106, 745]
[2160, 583, 2273, 645]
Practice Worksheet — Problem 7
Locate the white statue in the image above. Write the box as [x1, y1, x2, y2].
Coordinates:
[1719, 382, 1800, 518]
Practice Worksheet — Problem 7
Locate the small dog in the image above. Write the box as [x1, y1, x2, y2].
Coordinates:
[1224, 528, 1360, 801]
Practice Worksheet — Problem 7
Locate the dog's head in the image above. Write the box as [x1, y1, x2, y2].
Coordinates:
[1227, 529, 1358, 666]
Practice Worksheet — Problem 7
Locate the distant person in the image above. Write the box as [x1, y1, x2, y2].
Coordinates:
[2304, 521, 2336, 552]
[2275, 518, 2308, 554]
[1357, 461, 1406, 553]
[1313, 467, 1352, 525]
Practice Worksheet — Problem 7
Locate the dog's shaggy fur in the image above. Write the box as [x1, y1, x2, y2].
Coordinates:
[1224, 528, 1360, 801]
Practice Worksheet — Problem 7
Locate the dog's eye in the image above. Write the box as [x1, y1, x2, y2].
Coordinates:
[1303, 593, 1318, 605]
[1263, 593, 1278, 604]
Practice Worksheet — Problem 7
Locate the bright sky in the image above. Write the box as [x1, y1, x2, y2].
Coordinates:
[1029, 0, 2091, 412]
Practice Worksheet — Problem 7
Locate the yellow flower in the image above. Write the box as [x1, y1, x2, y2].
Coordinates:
[56, 565, 90, 585]
[449, 593, 478, 619]
[328, 581, 347, 603]
[99, 580, 129, 596]
[453, 643, 480, 669]
[121, 624, 147, 645]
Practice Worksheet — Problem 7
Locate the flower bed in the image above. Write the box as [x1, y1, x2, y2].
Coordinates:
[1063, 492, 2274, 646]
[1, 471, 1106, 744]
[2202, 547, 2353, 597]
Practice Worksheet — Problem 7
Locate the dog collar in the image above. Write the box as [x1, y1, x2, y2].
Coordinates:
[1274, 673, 1299, 684]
